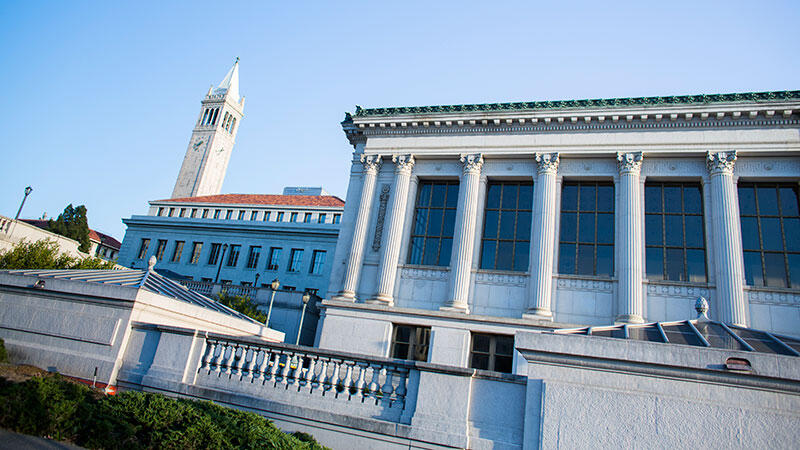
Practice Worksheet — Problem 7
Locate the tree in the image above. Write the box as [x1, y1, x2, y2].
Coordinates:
[48, 204, 91, 253]
[0, 239, 116, 270]
[216, 292, 267, 323]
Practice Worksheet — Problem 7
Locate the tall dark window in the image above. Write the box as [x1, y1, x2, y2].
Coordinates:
[288, 249, 304, 272]
[276, 212, 284, 222]
[333, 214, 341, 224]
[202, 209, 209, 218]
[470, 333, 514, 373]
[226, 244, 241, 267]
[137, 238, 150, 259]
[390, 325, 430, 362]
[304, 213, 312, 223]
[237, 210, 245, 220]
[558, 181, 614, 276]
[189, 242, 202, 264]
[267, 247, 282, 270]
[480, 181, 533, 271]
[207, 243, 222, 265]
[155, 239, 167, 261]
[171, 241, 184, 263]
[263, 211, 271, 221]
[225, 210, 233, 220]
[739, 183, 800, 288]
[318, 213, 326, 224]
[213, 209, 221, 219]
[310, 250, 326, 274]
[644, 182, 707, 282]
[250, 211, 257, 221]
[407, 181, 459, 266]
[290, 212, 298, 222]
[246, 246, 261, 269]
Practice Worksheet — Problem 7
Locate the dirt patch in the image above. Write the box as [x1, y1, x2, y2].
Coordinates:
[0, 363, 49, 383]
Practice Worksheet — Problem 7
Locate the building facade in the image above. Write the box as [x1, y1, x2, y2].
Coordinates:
[320, 91, 800, 374]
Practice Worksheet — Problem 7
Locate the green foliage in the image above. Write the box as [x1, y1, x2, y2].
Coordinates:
[0, 338, 7, 364]
[48, 204, 91, 253]
[217, 292, 267, 323]
[0, 373, 327, 449]
[0, 239, 116, 270]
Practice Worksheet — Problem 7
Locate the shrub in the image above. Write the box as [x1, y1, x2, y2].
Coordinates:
[0, 239, 116, 270]
[0, 338, 7, 363]
[217, 292, 267, 323]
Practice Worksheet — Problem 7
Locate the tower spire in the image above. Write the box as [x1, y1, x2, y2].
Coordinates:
[213, 58, 240, 102]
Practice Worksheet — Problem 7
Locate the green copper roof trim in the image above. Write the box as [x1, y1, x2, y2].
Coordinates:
[350, 90, 800, 118]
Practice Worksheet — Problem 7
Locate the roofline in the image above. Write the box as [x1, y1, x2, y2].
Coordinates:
[148, 200, 345, 210]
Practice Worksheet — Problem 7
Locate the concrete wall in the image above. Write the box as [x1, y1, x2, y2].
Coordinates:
[0, 215, 84, 258]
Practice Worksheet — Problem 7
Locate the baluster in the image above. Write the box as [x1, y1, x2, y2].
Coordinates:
[355, 362, 367, 402]
[218, 343, 233, 376]
[393, 368, 407, 408]
[203, 340, 218, 374]
[234, 345, 248, 379]
[268, 351, 280, 386]
[342, 362, 354, 399]
[368, 364, 381, 404]
[329, 360, 341, 396]
[380, 368, 394, 407]
[280, 352, 292, 387]
[245, 347, 258, 382]
[256, 348, 270, 384]
[317, 359, 330, 395]
[289, 354, 301, 389]
[305, 356, 317, 393]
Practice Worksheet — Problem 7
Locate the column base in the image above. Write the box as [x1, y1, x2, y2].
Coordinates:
[522, 308, 553, 322]
[615, 314, 645, 324]
[331, 291, 357, 302]
[365, 294, 394, 307]
[440, 303, 469, 314]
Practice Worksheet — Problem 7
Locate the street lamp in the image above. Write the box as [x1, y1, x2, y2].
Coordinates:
[254, 273, 260, 287]
[266, 278, 280, 327]
[296, 291, 311, 345]
[14, 186, 33, 221]
[214, 244, 228, 283]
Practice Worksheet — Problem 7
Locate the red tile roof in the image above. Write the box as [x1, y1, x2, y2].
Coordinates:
[155, 194, 345, 208]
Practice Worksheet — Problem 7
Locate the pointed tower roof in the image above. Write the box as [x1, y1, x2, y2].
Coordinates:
[213, 58, 240, 102]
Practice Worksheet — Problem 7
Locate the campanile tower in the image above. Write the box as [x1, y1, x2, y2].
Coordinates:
[171, 59, 244, 198]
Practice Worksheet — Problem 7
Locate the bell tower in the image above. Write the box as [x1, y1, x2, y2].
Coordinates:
[171, 59, 245, 198]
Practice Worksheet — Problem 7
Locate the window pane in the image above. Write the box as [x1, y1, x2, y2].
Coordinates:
[413, 208, 428, 234]
[684, 215, 704, 248]
[559, 243, 575, 274]
[597, 185, 614, 212]
[579, 185, 596, 211]
[562, 184, 578, 210]
[664, 215, 683, 247]
[645, 185, 662, 213]
[446, 183, 460, 208]
[486, 184, 502, 209]
[439, 238, 452, 266]
[472, 334, 490, 352]
[646, 247, 664, 280]
[577, 244, 594, 275]
[516, 211, 532, 240]
[757, 186, 779, 215]
[423, 238, 440, 265]
[686, 249, 707, 282]
[483, 210, 498, 239]
[783, 218, 800, 252]
[560, 212, 577, 242]
[743, 251, 763, 286]
[497, 241, 514, 271]
[514, 242, 529, 272]
[764, 253, 787, 287]
[779, 187, 799, 216]
[596, 245, 613, 277]
[431, 184, 446, 207]
[392, 343, 409, 359]
[645, 215, 662, 245]
[519, 184, 533, 210]
[740, 217, 760, 250]
[471, 354, 489, 370]
[481, 240, 496, 269]
[738, 186, 756, 215]
[443, 209, 457, 236]
[408, 237, 424, 264]
[788, 254, 800, 288]
[499, 211, 516, 239]
[664, 186, 682, 213]
[578, 213, 595, 243]
[665, 248, 684, 281]
[502, 184, 518, 209]
[494, 356, 513, 374]
[683, 185, 702, 214]
[427, 209, 443, 236]
[495, 337, 514, 355]
[760, 218, 783, 251]
[418, 184, 431, 207]
[596, 213, 614, 244]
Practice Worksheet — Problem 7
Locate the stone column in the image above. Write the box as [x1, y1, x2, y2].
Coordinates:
[443, 153, 484, 313]
[524, 153, 560, 320]
[707, 151, 747, 326]
[616, 152, 645, 324]
[337, 154, 382, 300]
[370, 154, 415, 305]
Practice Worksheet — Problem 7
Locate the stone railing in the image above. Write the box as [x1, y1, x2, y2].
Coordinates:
[181, 279, 214, 295]
[198, 335, 410, 410]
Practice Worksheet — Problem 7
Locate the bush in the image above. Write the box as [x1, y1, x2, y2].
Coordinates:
[0, 338, 7, 363]
[217, 292, 267, 323]
[0, 239, 116, 270]
[0, 373, 327, 449]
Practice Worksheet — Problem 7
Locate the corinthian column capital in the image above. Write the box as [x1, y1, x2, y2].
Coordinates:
[361, 154, 382, 174]
[617, 152, 644, 175]
[460, 153, 484, 174]
[392, 154, 415, 174]
[535, 152, 560, 175]
[706, 151, 737, 175]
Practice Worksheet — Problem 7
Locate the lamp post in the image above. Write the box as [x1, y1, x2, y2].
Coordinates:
[266, 278, 279, 327]
[254, 272, 260, 287]
[296, 291, 311, 345]
[14, 186, 33, 221]
[214, 244, 228, 283]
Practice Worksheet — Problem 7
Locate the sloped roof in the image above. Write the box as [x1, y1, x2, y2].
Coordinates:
[214, 59, 240, 102]
[155, 194, 345, 208]
[553, 320, 800, 357]
[3, 269, 261, 325]
[350, 90, 800, 118]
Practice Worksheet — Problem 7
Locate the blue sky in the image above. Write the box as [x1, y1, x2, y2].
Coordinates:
[1, 1, 798, 240]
